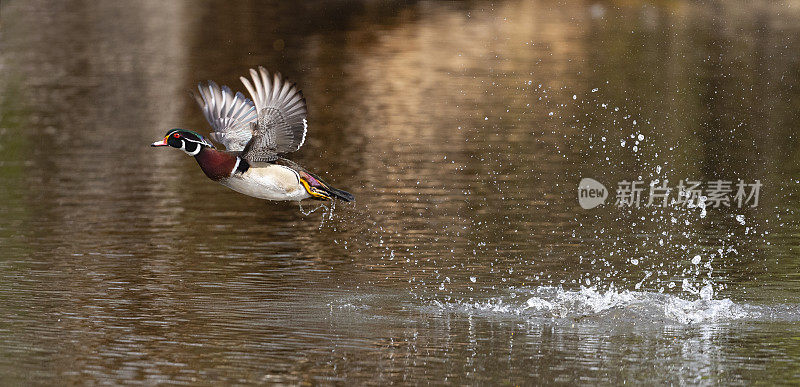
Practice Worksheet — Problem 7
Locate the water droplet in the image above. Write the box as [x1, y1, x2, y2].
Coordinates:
[699, 284, 714, 300]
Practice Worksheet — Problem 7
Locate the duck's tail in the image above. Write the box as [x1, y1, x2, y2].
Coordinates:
[297, 170, 354, 202]
[323, 186, 355, 202]
[275, 157, 355, 202]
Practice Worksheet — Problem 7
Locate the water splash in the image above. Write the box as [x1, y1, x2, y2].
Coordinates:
[429, 286, 775, 325]
[298, 200, 336, 228]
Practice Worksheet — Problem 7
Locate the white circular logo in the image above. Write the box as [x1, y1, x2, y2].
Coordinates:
[578, 178, 608, 209]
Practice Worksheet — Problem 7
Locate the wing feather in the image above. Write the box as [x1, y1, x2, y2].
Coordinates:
[239, 66, 308, 163]
[194, 81, 257, 151]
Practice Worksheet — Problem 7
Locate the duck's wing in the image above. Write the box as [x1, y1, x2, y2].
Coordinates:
[194, 81, 257, 151]
[238, 67, 308, 163]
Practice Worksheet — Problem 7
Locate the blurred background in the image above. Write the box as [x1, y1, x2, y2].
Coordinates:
[2, 0, 800, 384]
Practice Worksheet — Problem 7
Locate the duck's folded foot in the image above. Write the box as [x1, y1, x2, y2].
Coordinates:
[297, 170, 353, 202]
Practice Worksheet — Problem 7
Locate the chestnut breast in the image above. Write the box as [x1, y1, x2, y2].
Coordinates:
[194, 148, 239, 181]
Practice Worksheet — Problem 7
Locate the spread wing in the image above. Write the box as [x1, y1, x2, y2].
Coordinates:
[194, 81, 257, 151]
[239, 67, 308, 163]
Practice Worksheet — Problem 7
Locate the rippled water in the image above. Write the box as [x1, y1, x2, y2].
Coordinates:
[3, 0, 800, 384]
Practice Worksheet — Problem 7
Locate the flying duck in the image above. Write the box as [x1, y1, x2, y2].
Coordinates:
[151, 67, 353, 203]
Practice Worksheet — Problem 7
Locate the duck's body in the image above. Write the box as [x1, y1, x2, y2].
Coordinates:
[193, 147, 309, 201]
[221, 162, 311, 202]
[152, 67, 353, 203]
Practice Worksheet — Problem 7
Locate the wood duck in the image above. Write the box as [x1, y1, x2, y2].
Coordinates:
[151, 67, 353, 202]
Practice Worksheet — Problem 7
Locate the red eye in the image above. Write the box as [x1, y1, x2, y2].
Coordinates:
[173, 133, 180, 138]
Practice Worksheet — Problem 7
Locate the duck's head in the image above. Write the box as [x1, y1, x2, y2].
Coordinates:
[151, 129, 214, 156]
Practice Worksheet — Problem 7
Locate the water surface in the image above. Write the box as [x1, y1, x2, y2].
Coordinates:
[2, 0, 800, 384]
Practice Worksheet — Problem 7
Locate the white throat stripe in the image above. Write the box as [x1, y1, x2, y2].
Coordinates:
[231, 157, 241, 174]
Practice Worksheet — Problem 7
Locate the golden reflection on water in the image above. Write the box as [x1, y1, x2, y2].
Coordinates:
[3, 0, 800, 384]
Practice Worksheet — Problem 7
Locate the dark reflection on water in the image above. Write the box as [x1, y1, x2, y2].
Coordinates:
[2, 0, 800, 384]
